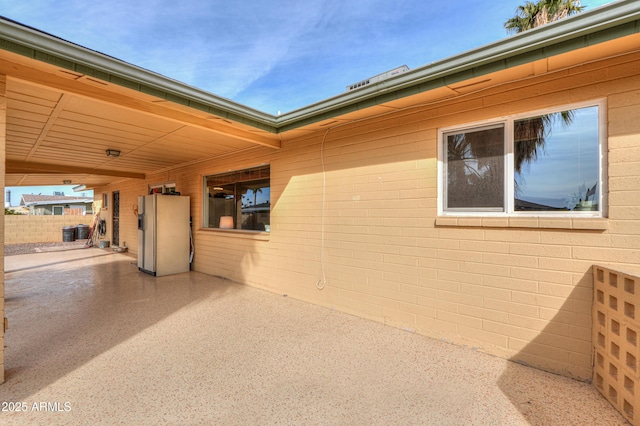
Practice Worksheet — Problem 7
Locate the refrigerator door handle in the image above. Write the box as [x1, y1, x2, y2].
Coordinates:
[138, 214, 144, 231]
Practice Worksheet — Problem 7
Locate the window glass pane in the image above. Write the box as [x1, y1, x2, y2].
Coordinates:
[206, 183, 235, 228]
[514, 106, 599, 211]
[446, 126, 505, 210]
[239, 179, 270, 231]
[204, 166, 270, 231]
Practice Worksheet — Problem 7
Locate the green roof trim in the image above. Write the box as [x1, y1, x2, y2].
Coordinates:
[0, 0, 639, 135]
[139, 84, 168, 99]
[33, 51, 75, 70]
[0, 38, 33, 57]
[74, 64, 111, 82]
[276, 0, 640, 132]
[109, 74, 141, 91]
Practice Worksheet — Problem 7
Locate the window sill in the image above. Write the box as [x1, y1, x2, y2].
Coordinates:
[197, 228, 270, 241]
[435, 216, 608, 231]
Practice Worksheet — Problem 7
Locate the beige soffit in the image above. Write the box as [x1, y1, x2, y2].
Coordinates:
[0, 0, 639, 133]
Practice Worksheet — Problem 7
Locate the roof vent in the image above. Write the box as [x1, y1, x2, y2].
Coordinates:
[346, 65, 409, 92]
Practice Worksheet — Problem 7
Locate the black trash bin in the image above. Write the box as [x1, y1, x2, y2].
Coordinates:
[76, 224, 90, 240]
[62, 226, 77, 242]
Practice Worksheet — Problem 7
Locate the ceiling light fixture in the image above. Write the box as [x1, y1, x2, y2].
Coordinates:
[63, 180, 71, 184]
[106, 149, 121, 158]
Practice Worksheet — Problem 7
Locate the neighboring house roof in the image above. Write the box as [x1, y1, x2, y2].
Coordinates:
[5, 206, 29, 214]
[20, 194, 93, 207]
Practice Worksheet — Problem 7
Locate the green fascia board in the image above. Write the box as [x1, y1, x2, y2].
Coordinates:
[139, 84, 168, 99]
[33, 51, 75, 70]
[165, 92, 192, 107]
[109, 74, 142, 91]
[0, 0, 639, 135]
[74, 64, 111, 82]
[0, 16, 278, 132]
[276, 0, 640, 132]
[0, 38, 33, 57]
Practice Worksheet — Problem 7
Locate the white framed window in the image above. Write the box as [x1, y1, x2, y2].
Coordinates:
[439, 100, 606, 217]
[203, 165, 270, 232]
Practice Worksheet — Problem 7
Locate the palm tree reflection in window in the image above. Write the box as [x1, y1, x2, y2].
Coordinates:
[514, 111, 573, 175]
[515, 111, 573, 211]
[447, 126, 504, 209]
[514, 107, 599, 211]
[446, 106, 599, 212]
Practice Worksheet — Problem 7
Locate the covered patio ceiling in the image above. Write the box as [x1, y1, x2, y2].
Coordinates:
[1, 1, 639, 189]
[0, 47, 281, 188]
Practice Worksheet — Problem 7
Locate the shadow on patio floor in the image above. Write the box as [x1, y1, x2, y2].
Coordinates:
[0, 250, 628, 425]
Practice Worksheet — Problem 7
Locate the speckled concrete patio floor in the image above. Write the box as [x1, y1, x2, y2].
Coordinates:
[0, 249, 628, 425]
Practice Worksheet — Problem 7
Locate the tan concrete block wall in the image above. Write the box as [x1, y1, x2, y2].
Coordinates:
[93, 173, 192, 256]
[1, 73, 6, 383]
[90, 184, 145, 250]
[4, 216, 93, 244]
[97, 51, 640, 380]
[593, 266, 640, 425]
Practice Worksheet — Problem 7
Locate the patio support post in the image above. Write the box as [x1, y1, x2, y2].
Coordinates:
[0, 73, 6, 383]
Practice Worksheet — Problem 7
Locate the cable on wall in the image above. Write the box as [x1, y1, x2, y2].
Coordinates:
[316, 120, 358, 290]
[316, 127, 330, 290]
[312, 55, 626, 290]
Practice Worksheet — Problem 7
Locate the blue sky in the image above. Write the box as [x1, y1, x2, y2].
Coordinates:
[515, 106, 600, 209]
[1, 0, 615, 114]
[1, 0, 615, 204]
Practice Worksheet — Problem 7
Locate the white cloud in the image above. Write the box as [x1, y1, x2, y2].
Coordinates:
[1, 0, 620, 112]
[96, 0, 333, 98]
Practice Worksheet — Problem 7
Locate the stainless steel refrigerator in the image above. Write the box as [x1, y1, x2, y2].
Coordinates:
[137, 194, 191, 276]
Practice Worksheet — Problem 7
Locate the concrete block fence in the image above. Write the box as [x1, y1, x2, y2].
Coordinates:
[4, 215, 92, 244]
